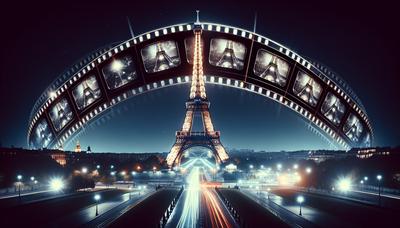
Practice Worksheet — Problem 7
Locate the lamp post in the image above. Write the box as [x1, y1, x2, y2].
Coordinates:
[94, 194, 101, 216]
[30, 176, 35, 191]
[266, 187, 271, 200]
[377, 175, 382, 206]
[297, 195, 304, 216]
[306, 167, 312, 192]
[17, 175, 23, 199]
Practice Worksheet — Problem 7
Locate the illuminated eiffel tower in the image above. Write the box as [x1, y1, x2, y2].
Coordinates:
[260, 56, 279, 81]
[154, 42, 174, 72]
[166, 13, 229, 167]
[82, 80, 96, 107]
[217, 40, 239, 68]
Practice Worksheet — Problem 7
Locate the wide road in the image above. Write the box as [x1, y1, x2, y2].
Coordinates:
[0, 189, 127, 226]
[109, 188, 179, 227]
[272, 188, 400, 227]
[218, 188, 289, 227]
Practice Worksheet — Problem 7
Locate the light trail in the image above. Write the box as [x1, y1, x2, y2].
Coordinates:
[176, 167, 200, 228]
[202, 186, 233, 228]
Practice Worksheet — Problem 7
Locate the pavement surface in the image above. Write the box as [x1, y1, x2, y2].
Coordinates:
[109, 188, 179, 227]
[218, 188, 289, 228]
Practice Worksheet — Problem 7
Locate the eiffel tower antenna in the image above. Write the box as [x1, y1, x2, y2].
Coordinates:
[195, 10, 200, 24]
[253, 11, 257, 33]
[127, 16, 135, 39]
[166, 24, 228, 168]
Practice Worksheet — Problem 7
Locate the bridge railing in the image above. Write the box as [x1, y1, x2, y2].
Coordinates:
[159, 186, 184, 227]
[215, 187, 243, 225]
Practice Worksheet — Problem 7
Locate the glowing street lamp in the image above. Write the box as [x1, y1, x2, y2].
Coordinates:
[94, 194, 101, 216]
[293, 164, 299, 170]
[297, 195, 305, 216]
[30, 176, 35, 181]
[110, 165, 114, 169]
[96, 165, 101, 169]
[337, 177, 352, 192]
[364, 176, 368, 181]
[17, 175, 23, 198]
[305, 167, 312, 174]
[81, 167, 88, 174]
[266, 187, 271, 200]
[50, 178, 64, 192]
[377, 175, 382, 206]
[277, 163, 282, 170]
[249, 164, 254, 169]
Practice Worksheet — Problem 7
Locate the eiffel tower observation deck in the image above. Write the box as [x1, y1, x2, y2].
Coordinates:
[166, 11, 229, 168]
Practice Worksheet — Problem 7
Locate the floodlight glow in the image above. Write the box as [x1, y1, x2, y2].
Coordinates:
[96, 165, 100, 169]
[131, 171, 136, 175]
[249, 165, 254, 169]
[337, 177, 352, 192]
[30, 176, 35, 181]
[17, 175, 22, 180]
[94, 194, 101, 201]
[306, 167, 312, 174]
[82, 167, 88, 174]
[297, 195, 305, 204]
[111, 60, 124, 72]
[49, 178, 64, 191]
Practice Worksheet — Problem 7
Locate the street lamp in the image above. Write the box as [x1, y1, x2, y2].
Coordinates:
[49, 178, 64, 192]
[305, 167, 312, 191]
[17, 175, 23, 199]
[249, 164, 254, 169]
[128, 186, 133, 199]
[96, 165, 101, 169]
[94, 194, 101, 216]
[82, 167, 88, 174]
[266, 187, 271, 200]
[297, 195, 305, 216]
[364, 176, 368, 181]
[138, 186, 142, 195]
[293, 164, 299, 170]
[277, 163, 282, 170]
[377, 175, 382, 206]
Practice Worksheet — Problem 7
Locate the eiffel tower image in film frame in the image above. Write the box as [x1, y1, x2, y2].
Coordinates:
[166, 12, 229, 168]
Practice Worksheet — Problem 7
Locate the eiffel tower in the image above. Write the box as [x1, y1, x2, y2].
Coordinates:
[166, 15, 229, 168]
[82, 80, 97, 107]
[260, 56, 280, 82]
[154, 42, 174, 72]
[217, 40, 239, 68]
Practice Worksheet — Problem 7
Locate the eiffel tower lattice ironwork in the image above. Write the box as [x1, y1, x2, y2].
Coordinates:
[166, 21, 229, 168]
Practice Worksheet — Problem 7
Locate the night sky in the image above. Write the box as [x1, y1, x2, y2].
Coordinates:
[0, 1, 399, 152]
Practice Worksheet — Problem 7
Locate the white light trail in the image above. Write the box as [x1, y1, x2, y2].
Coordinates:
[177, 167, 200, 228]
